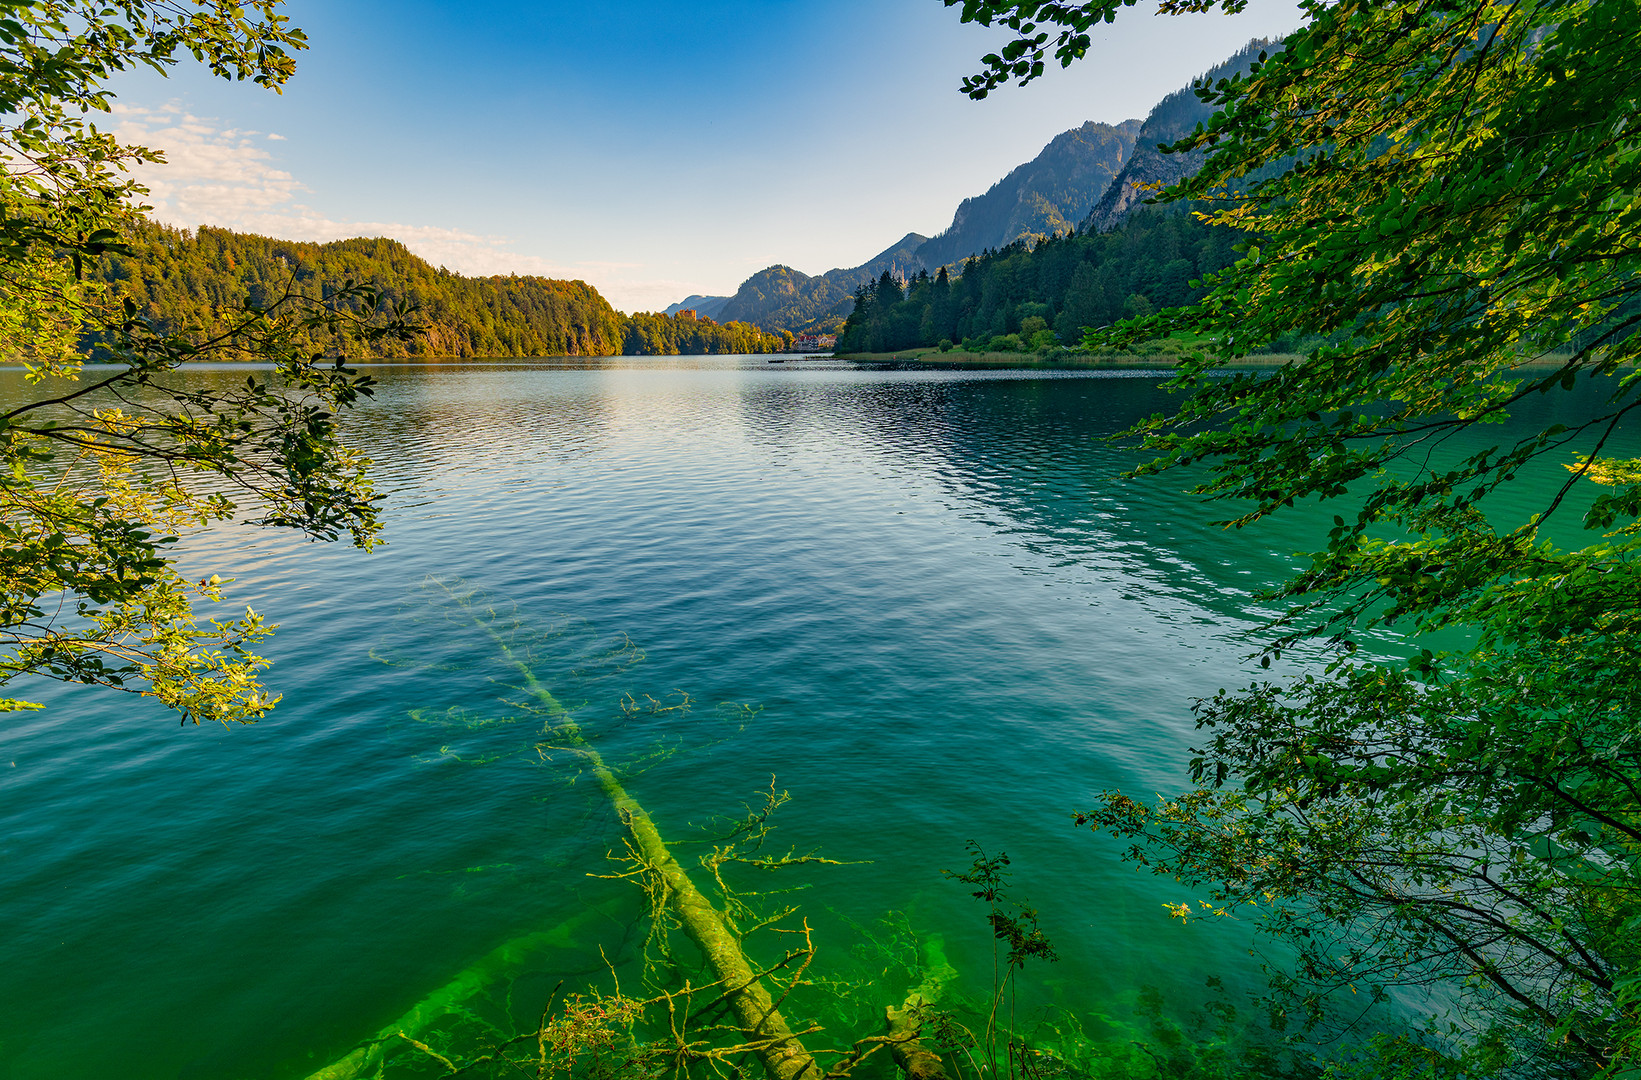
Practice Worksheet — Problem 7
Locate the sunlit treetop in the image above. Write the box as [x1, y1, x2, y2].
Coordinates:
[0, 2, 417, 724]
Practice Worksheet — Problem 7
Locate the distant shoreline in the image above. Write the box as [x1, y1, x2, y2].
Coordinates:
[833, 347, 1301, 369]
[834, 348, 1592, 372]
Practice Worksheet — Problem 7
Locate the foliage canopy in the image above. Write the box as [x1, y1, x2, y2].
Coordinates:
[953, 0, 1641, 1073]
[0, 1, 421, 722]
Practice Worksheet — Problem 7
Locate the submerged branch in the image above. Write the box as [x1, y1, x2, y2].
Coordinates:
[487, 612, 826, 1080]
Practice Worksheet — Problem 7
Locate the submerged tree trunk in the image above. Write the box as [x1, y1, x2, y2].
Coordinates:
[884, 938, 956, 1080]
[305, 603, 946, 1080]
[301, 908, 607, 1080]
[502, 640, 824, 1080]
[884, 1006, 949, 1080]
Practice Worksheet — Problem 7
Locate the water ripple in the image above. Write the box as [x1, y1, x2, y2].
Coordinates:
[0, 358, 1505, 1079]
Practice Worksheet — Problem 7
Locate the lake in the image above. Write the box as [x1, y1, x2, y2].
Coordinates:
[0, 357, 1623, 1079]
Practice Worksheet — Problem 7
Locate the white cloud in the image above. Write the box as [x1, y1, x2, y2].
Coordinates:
[107, 105, 691, 312]
[112, 104, 306, 223]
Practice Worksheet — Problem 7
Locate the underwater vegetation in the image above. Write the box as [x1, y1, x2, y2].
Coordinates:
[299, 579, 1314, 1080]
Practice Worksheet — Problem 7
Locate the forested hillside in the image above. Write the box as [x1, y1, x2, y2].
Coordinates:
[836, 209, 1242, 354]
[913, 119, 1140, 268]
[711, 266, 847, 336]
[90, 224, 784, 358]
[623, 309, 788, 355]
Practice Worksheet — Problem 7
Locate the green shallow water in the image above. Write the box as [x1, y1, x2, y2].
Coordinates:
[0, 358, 1630, 1078]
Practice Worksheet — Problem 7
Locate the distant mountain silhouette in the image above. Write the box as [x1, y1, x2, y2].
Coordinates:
[663, 294, 731, 320]
[687, 119, 1145, 334]
[712, 232, 927, 334]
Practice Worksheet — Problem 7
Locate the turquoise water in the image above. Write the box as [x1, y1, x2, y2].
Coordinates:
[0, 358, 1626, 1078]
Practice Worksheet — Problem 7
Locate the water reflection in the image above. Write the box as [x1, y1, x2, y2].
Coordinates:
[5, 358, 1619, 1080]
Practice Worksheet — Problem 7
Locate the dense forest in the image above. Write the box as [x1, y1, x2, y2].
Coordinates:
[88, 224, 785, 358]
[835, 209, 1244, 354]
[623, 309, 790, 355]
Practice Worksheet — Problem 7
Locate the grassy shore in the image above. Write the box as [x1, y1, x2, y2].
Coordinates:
[833, 346, 1302, 369]
[834, 346, 1589, 371]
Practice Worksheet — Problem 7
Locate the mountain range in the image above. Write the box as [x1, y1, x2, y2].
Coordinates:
[675, 38, 1278, 335]
[95, 39, 1283, 359]
[913, 118, 1141, 269]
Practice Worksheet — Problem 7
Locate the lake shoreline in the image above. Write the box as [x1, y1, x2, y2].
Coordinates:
[833, 347, 1300, 369]
[832, 347, 1591, 372]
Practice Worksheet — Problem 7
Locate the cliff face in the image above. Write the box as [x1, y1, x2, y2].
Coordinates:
[913, 119, 1142, 267]
[700, 115, 1146, 334]
[1082, 39, 1281, 232]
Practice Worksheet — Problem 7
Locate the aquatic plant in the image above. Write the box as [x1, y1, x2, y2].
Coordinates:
[302, 579, 1316, 1080]
[304, 579, 953, 1080]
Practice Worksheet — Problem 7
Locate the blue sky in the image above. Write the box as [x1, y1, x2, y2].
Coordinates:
[110, 0, 1301, 311]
